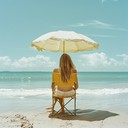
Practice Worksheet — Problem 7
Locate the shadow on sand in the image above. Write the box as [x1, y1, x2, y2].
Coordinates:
[49, 109, 119, 121]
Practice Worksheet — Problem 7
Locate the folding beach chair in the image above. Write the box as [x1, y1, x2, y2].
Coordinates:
[51, 71, 78, 116]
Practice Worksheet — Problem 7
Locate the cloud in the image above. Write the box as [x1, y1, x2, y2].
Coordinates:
[79, 52, 118, 67]
[70, 20, 111, 28]
[102, 0, 106, 3]
[1, 53, 128, 71]
[77, 52, 128, 71]
[69, 20, 128, 32]
[0, 56, 12, 66]
[117, 54, 128, 65]
[89, 20, 128, 31]
[0, 55, 56, 71]
[101, 0, 119, 3]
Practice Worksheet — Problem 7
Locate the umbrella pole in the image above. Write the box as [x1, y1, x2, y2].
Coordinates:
[63, 41, 65, 53]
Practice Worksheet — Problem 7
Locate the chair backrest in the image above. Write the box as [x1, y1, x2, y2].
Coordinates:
[52, 72, 78, 90]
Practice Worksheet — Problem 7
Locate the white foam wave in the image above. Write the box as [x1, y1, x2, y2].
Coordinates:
[0, 88, 51, 97]
[77, 88, 128, 95]
[0, 88, 128, 97]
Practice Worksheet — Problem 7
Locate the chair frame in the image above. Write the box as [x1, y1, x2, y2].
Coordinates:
[52, 86, 76, 116]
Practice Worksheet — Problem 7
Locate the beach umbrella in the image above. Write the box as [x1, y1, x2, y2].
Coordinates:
[31, 30, 99, 52]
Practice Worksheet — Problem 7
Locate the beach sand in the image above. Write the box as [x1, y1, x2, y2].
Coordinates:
[0, 107, 128, 128]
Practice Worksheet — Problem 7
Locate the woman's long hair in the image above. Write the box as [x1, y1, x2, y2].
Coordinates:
[59, 53, 75, 82]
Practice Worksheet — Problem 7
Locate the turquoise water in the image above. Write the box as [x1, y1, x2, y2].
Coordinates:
[0, 72, 128, 112]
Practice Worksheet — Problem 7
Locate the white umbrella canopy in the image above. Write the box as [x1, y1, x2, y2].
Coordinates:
[31, 30, 99, 52]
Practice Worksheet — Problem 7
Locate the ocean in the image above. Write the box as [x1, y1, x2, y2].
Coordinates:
[0, 72, 128, 113]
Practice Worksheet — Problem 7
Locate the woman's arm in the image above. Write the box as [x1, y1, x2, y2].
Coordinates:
[51, 68, 59, 90]
[72, 69, 78, 90]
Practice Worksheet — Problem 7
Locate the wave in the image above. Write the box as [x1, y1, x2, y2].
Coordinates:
[78, 88, 128, 95]
[0, 88, 128, 98]
[0, 88, 51, 97]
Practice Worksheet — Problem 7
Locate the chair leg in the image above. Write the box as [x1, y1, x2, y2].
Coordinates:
[51, 98, 63, 116]
[53, 97, 76, 116]
[74, 97, 76, 116]
[52, 97, 57, 113]
[51, 96, 77, 116]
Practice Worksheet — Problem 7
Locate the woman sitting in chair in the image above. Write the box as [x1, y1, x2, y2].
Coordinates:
[51, 53, 78, 113]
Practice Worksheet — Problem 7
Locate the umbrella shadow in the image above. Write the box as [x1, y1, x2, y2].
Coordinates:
[49, 109, 119, 121]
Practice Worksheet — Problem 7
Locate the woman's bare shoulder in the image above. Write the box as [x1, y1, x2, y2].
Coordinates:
[53, 68, 59, 73]
[72, 69, 77, 73]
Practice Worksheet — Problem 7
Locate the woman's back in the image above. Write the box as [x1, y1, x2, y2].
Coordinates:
[52, 68, 78, 91]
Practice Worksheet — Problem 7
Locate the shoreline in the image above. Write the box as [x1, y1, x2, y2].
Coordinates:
[0, 107, 128, 128]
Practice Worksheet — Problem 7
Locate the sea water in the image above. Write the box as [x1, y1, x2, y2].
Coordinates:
[0, 72, 128, 113]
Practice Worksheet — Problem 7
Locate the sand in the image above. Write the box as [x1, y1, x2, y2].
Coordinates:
[0, 107, 128, 128]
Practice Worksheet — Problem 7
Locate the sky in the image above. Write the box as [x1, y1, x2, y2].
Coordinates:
[0, 0, 128, 72]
